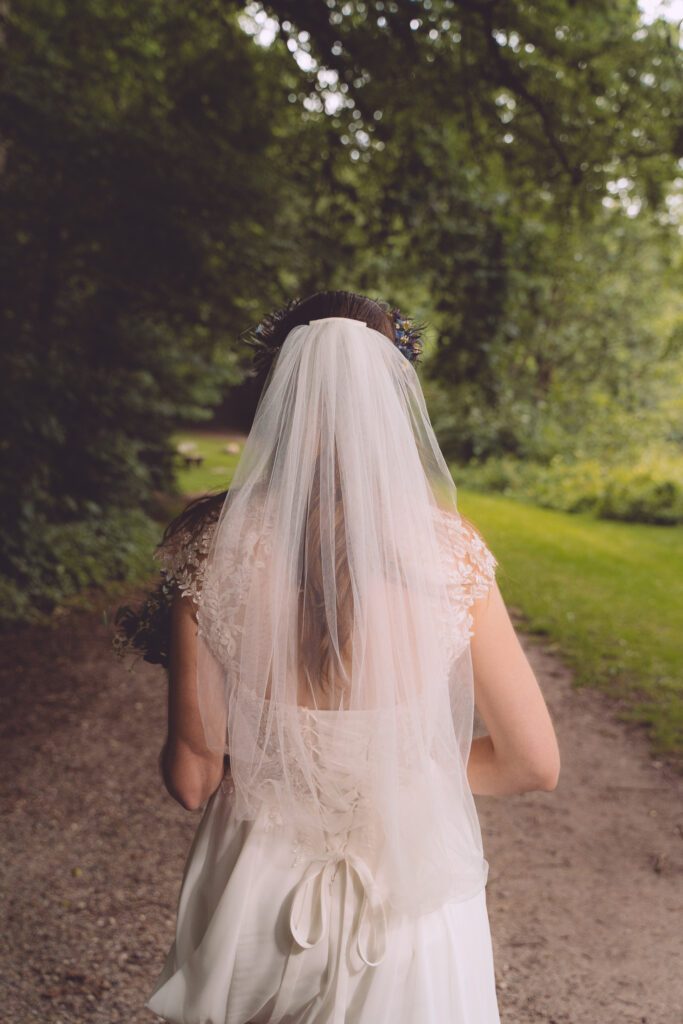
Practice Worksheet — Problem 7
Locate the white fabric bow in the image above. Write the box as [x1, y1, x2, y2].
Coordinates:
[289, 852, 388, 967]
[265, 851, 388, 1023]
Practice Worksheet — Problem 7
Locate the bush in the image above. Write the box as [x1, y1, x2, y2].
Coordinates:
[0, 509, 160, 625]
[452, 450, 683, 525]
[597, 462, 683, 525]
[530, 459, 607, 515]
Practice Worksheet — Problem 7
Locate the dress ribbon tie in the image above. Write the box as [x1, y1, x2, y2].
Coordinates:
[265, 851, 388, 1023]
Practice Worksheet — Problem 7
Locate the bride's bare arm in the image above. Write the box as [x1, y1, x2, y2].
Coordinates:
[467, 581, 560, 797]
[160, 591, 225, 811]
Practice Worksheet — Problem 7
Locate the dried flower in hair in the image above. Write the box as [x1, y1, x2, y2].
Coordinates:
[242, 297, 425, 372]
[242, 297, 302, 376]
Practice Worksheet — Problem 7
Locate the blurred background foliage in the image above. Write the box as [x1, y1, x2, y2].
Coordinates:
[1, 0, 682, 621]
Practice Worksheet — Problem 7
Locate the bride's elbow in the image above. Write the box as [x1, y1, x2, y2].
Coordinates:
[162, 771, 207, 812]
[532, 760, 560, 792]
[160, 742, 223, 811]
[173, 783, 208, 812]
[524, 748, 561, 793]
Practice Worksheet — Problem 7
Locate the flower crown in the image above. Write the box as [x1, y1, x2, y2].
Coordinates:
[243, 298, 425, 374]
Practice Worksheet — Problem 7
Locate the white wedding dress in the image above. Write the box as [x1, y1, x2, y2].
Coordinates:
[146, 507, 502, 1024]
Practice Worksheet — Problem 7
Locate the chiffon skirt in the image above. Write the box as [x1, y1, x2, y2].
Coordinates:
[146, 781, 501, 1024]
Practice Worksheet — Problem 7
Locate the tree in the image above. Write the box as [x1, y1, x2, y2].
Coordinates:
[0, 1, 321, 610]
[2, 0, 682, 615]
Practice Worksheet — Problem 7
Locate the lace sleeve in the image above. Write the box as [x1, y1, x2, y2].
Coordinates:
[430, 506, 498, 662]
[433, 505, 498, 614]
[155, 516, 219, 611]
[453, 518, 498, 604]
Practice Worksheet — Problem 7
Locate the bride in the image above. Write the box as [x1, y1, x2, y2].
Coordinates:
[139, 290, 560, 1024]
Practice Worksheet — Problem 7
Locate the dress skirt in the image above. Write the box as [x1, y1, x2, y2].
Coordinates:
[146, 780, 502, 1024]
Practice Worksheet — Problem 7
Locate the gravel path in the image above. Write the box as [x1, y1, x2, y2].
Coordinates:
[1, 595, 681, 1024]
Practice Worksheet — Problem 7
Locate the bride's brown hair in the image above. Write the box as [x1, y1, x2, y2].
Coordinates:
[244, 290, 396, 376]
[163, 293, 394, 702]
[162, 291, 395, 546]
[162, 290, 485, 700]
[246, 291, 397, 703]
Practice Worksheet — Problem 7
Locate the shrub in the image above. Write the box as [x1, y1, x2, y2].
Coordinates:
[452, 450, 683, 525]
[597, 461, 683, 525]
[0, 509, 160, 625]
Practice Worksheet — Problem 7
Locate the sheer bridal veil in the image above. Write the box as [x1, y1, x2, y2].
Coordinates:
[193, 315, 490, 915]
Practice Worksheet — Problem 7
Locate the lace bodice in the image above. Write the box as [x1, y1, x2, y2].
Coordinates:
[156, 502, 496, 911]
[156, 504, 497, 669]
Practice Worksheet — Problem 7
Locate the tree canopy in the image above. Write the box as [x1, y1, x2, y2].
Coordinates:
[1, 0, 682, 616]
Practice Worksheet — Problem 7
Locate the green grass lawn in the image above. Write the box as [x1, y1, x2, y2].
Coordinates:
[170, 430, 682, 762]
[459, 489, 682, 761]
[172, 430, 244, 497]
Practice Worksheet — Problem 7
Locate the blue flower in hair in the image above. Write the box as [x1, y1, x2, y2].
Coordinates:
[389, 308, 424, 364]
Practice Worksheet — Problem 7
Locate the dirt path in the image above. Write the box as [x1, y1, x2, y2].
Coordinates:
[1, 597, 681, 1024]
[477, 633, 682, 1024]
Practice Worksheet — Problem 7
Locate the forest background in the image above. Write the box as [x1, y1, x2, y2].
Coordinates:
[1, 1, 682, 666]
